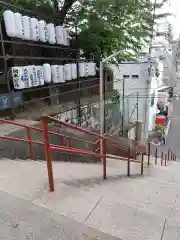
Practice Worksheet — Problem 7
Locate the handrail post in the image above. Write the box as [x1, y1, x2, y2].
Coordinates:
[127, 148, 130, 176]
[27, 127, 34, 160]
[171, 149, 173, 161]
[103, 138, 107, 180]
[42, 117, 54, 192]
[155, 148, 158, 165]
[148, 142, 150, 166]
[168, 148, 170, 161]
[161, 152, 163, 166]
[68, 139, 72, 161]
[141, 154, 144, 175]
[165, 154, 167, 166]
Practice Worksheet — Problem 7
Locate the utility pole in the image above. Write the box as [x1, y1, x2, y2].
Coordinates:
[121, 78, 125, 136]
[144, 0, 157, 140]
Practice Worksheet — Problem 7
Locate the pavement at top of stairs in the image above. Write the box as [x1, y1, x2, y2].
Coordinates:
[0, 157, 180, 239]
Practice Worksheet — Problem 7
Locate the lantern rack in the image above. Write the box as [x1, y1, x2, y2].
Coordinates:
[0, 0, 99, 119]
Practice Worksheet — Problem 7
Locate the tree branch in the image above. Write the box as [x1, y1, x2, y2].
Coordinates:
[59, 0, 77, 24]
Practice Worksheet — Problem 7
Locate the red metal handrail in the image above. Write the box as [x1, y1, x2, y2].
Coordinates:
[0, 117, 176, 193]
[0, 118, 96, 160]
[47, 116, 131, 151]
[42, 116, 142, 192]
[0, 118, 130, 161]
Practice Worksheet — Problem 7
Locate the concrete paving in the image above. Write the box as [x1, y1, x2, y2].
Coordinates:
[0, 158, 180, 239]
[0, 190, 119, 240]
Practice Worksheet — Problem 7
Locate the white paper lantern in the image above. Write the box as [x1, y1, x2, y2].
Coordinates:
[22, 16, 31, 40]
[36, 66, 44, 86]
[58, 65, 65, 82]
[26, 65, 36, 88]
[31, 65, 38, 87]
[79, 62, 85, 77]
[47, 23, 56, 44]
[84, 62, 89, 77]
[14, 12, 24, 38]
[63, 28, 70, 45]
[88, 62, 92, 76]
[42, 63, 51, 83]
[64, 64, 72, 81]
[39, 20, 48, 42]
[22, 66, 31, 88]
[55, 26, 64, 45]
[3, 10, 17, 37]
[71, 63, 77, 79]
[11, 66, 25, 89]
[51, 65, 61, 83]
[30, 18, 40, 41]
[91, 62, 96, 76]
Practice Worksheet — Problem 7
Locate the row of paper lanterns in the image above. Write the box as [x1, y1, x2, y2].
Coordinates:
[12, 62, 96, 89]
[3, 10, 69, 45]
[57, 110, 100, 129]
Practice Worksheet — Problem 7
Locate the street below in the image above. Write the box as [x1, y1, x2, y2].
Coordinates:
[157, 98, 180, 159]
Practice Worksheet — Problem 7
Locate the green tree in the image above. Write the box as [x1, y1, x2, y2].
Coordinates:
[3, 0, 169, 62]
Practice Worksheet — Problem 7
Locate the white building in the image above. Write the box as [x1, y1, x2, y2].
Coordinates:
[110, 57, 160, 140]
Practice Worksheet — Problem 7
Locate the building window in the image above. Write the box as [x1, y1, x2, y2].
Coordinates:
[151, 91, 155, 106]
[132, 75, 138, 78]
[123, 75, 130, 78]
